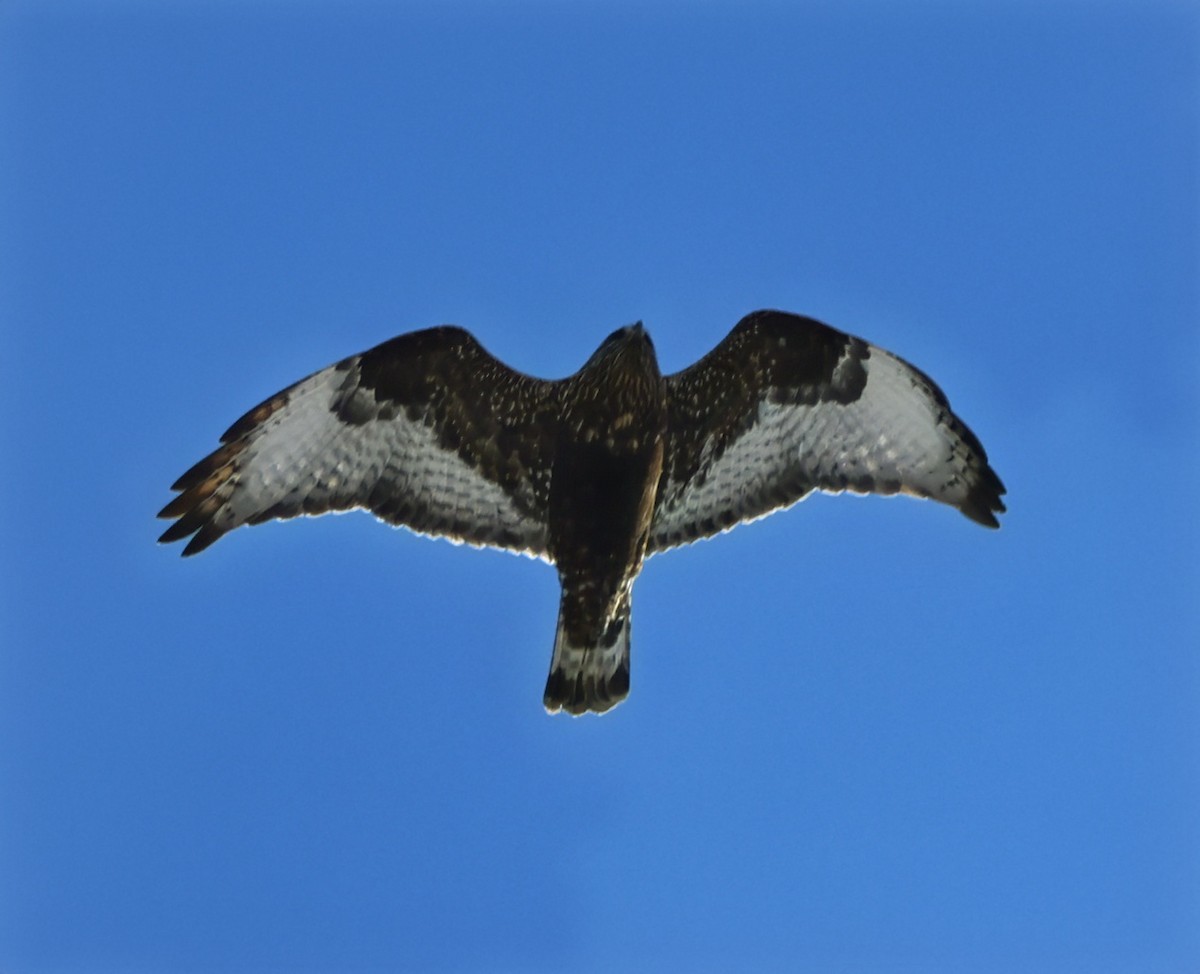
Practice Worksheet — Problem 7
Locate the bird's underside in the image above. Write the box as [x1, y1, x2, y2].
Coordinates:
[159, 310, 1006, 715]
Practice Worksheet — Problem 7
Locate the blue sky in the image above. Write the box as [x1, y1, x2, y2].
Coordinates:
[2, 2, 1197, 971]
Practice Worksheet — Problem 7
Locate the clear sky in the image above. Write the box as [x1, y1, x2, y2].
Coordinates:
[2, 2, 1197, 972]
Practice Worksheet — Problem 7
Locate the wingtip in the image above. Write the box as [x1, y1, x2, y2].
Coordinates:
[960, 472, 1007, 529]
[157, 494, 189, 520]
[180, 527, 221, 556]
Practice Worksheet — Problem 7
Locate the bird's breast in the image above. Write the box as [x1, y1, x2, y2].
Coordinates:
[547, 409, 664, 568]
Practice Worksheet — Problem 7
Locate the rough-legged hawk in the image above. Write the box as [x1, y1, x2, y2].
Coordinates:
[159, 310, 1005, 715]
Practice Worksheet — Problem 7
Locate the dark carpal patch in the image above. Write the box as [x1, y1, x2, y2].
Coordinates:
[656, 311, 870, 507]
[352, 328, 559, 520]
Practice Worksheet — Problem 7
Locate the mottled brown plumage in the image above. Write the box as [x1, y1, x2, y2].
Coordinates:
[159, 310, 1006, 715]
[544, 324, 666, 713]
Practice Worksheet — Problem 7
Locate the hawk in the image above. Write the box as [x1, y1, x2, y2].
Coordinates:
[159, 310, 1005, 715]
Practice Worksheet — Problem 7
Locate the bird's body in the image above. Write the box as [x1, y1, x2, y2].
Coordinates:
[544, 324, 666, 711]
[159, 311, 1005, 714]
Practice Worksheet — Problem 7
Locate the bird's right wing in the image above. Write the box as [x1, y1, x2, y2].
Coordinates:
[648, 311, 1005, 553]
[158, 327, 560, 559]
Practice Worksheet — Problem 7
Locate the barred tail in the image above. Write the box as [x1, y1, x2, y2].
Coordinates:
[543, 596, 631, 716]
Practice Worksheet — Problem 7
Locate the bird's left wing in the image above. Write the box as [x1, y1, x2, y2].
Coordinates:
[648, 310, 1005, 553]
[159, 327, 560, 559]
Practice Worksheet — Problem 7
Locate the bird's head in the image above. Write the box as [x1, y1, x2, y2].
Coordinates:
[566, 321, 666, 433]
[583, 322, 659, 377]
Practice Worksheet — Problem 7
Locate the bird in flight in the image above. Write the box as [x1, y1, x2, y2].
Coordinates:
[159, 310, 1005, 715]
